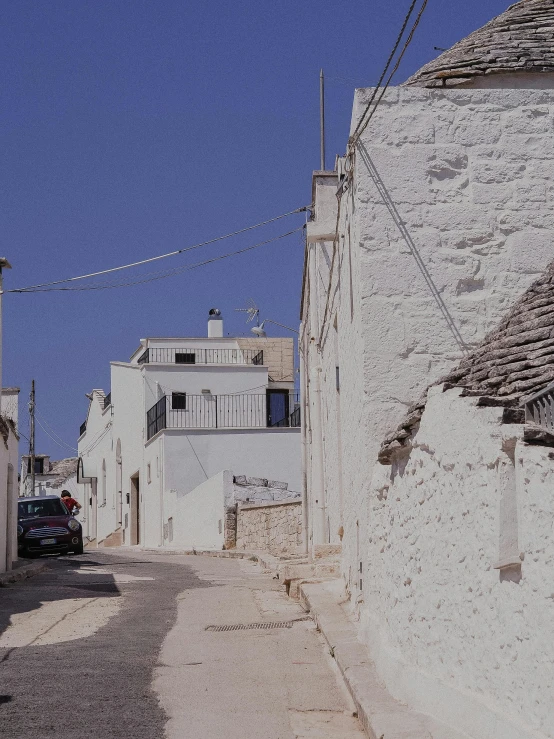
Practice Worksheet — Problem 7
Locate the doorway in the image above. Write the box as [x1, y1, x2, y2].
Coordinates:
[130, 473, 140, 545]
[266, 390, 290, 427]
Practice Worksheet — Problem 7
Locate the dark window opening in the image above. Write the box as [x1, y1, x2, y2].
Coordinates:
[336, 366, 340, 392]
[175, 352, 196, 364]
[27, 459, 44, 474]
[172, 392, 187, 410]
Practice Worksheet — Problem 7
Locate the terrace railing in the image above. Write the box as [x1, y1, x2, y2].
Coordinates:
[146, 392, 300, 440]
[525, 382, 554, 432]
[137, 347, 263, 366]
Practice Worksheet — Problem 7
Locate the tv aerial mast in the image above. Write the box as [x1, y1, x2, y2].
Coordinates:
[235, 299, 261, 327]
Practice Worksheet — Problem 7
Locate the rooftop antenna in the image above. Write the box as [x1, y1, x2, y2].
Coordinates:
[235, 299, 260, 327]
[320, 68, 326, 170]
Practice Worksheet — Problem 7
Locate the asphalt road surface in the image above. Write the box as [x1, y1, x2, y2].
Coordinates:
[0, 550, 365, 738]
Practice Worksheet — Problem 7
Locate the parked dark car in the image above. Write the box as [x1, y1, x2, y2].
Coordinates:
[18, 495, 84, 557]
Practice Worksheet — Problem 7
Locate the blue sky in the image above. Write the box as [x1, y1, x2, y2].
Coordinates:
[2, 0, 511, 458]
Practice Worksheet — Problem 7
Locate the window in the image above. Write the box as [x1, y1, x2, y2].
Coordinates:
[147, 463, 151, 484]
[27, 458, 44, 474]
[172, 392, 187, 410]
[175, 352, 195, 364]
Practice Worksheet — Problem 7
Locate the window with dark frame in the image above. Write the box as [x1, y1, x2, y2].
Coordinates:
[171, 392, 187, 410]
[27, 458, 44, 474]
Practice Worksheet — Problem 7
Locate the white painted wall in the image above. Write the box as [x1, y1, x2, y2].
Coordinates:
[301, 78, 554, 739]
[0, 389, 19, 572]
[162, 470, 227, 550]
[79, 334, 300, 551]
[360, 386, 553, 739]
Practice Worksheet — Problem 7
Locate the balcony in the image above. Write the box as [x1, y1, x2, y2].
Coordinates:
[146, 392, 300, 440]
[137, 347, 263, 366]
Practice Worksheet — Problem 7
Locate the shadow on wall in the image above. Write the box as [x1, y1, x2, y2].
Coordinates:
[357, 141, 468, 354]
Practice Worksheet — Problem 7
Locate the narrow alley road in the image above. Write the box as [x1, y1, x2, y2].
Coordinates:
[0, 550, 364, 738]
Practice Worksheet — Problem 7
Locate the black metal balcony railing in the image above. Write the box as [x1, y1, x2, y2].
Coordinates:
[79, 421, 87, 437]
[103, 393, 111, 410]
[137, 347, 263, 366]
[146, 392, 300, 440]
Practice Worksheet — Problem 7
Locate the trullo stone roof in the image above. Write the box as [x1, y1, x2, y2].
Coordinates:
[379, 261, 554, 463]
[405, 0, 554, 88]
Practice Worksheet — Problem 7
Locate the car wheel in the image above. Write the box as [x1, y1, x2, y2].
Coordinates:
[73, 541, 84, 555]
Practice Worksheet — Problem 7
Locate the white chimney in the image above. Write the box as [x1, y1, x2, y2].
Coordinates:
[208, 308, 223, 338]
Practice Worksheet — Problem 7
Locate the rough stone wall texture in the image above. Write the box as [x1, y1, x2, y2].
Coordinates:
[303, 79, 554, 736]
[232, 475, 299, 504]
[235, 500, 302, 555]
[362, 385, 554, 739]
[236, 337, 294, 382]
[344, 82, 554, 593]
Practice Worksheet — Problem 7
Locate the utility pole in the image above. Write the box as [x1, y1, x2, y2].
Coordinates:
[320, 69, 326, 171]
[29, 380, 36, 496]
[0, 258, 12, 418]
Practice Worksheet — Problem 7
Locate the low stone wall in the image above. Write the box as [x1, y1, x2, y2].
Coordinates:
[236, 499, 302, 555]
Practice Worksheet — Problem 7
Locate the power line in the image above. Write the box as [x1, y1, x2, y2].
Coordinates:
[353, 0, 429, 143]
[35, 410, 79, 453]
[9, 207, 308, 294]
[349, 0, 428, 148]
[10, 227, 304, 293]
[36, 416, 79, 453]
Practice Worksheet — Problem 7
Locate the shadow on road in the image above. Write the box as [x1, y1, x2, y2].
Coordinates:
[0, 553, 121, 640]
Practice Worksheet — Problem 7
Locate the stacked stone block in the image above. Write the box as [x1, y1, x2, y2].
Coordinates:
[235, 500, 302, 555]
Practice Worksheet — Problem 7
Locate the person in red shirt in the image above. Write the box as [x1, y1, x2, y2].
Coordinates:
[60, 490, 82, 515]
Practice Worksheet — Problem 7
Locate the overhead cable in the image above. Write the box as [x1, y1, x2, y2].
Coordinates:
[11, 227, 304, 293]
[36, 417, 79, 453]
[353, 0, 429, 143]
[9, 206, 308, 294]
[349, 0, 428, 148]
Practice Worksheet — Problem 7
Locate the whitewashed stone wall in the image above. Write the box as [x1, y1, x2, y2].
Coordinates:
[303, 80, 554, 585]
[236, 500, 302, 555]
[301, 79, 554, 738]
[361, 385, 554, 739]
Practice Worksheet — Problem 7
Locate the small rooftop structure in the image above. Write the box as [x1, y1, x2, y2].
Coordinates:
[405, 0, 554, 88]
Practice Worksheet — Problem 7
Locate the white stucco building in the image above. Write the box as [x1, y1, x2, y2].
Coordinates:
[77, 310, 301, 550]
[19, 455, 78, 498]
[301, 2, 554, 738]
[0, 387, 19, 573]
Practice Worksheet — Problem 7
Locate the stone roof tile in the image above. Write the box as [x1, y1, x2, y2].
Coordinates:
[378, 260, 554, 463]
[405, 0, 554, 88]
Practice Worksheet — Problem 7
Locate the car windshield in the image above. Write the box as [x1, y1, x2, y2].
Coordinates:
[18, 499, 68, 518]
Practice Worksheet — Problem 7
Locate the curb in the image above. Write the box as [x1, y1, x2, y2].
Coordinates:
[0, 561, 48, 587]
[299, 580, 438, 739]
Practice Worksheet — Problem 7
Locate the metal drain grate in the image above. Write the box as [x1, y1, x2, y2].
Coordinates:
[205, 619, 308, 632]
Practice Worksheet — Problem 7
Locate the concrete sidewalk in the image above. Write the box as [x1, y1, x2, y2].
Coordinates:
[152, 553, 367, 739]
[299, 580, 467, 739]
